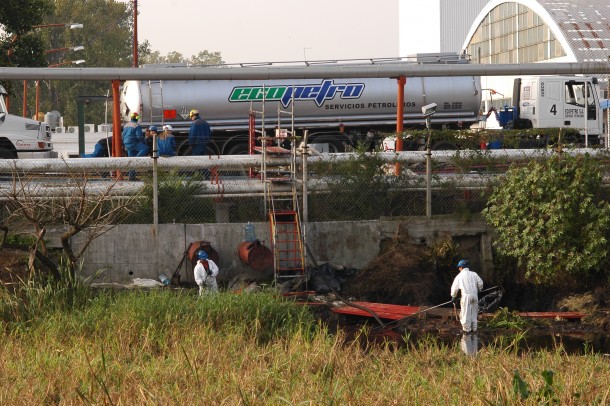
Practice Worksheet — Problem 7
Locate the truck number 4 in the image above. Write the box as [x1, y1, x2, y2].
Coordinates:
[550, 104, 557, 115]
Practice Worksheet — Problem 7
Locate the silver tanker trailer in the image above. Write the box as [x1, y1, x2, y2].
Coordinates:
[120, 72, 482, 154]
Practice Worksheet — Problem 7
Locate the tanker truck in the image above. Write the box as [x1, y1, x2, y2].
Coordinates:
[120, 67, 606, 155]
[120, 69, 482, 154]
[0, 85, 56, 159]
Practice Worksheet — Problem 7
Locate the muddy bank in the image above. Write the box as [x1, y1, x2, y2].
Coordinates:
[308, 233, 610, 340]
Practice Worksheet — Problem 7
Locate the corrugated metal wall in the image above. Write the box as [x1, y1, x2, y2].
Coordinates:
[440, 0, 489, 53]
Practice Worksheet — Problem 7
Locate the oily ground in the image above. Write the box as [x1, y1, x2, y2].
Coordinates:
[2, 243, 610, 337]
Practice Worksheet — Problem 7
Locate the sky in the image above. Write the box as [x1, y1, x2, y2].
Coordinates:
[134, 0, 440, 64]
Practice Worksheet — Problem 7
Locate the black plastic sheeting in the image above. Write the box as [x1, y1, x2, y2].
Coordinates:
[309, 263, 358, 294]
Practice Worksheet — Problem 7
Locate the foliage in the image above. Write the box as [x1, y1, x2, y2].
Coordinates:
[139, 40, 224, 66]
[0, 0, 53, 35]
[486, 307, 531, 329]
[393, 127, 587, 151]
[128, 170, 215, 224]
[0, 289, 607, 403]
[1, 165, 144, 275]
[2, 233, 38, 247]
[35, 0, 134, 124]
[0, 256, 94, 323]
[308, 150, 397, 220]
[483, 154, 610, 285]
[0, 0, 53, 94]
[513, 369, 559, 404]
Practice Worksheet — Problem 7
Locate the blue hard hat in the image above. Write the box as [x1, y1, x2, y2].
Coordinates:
[197, 250, 208, 260]
[148, 126, 158, 132]
[457, 259, 469, 268]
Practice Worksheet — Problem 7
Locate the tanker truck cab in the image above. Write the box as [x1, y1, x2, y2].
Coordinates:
[518, 76, 603, 137]
[0, 85, 56, 159]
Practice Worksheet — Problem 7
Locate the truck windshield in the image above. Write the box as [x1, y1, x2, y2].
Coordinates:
[565, 82, 595, 108]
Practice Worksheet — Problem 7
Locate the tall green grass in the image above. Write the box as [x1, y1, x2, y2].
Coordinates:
[1, 282, 609, 404]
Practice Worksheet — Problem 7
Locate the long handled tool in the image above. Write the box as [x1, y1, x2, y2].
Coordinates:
[382, 286, 501, 329]
[170, 249, 189, 286]
[380, 299, 454, 328]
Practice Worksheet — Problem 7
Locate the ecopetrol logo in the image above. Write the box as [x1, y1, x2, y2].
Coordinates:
[228, 80, 365, 107]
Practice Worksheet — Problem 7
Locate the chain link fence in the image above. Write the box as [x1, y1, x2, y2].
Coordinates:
[3, 146, 610, 227]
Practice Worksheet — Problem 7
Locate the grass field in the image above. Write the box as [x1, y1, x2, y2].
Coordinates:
[1, 283, 609, 405]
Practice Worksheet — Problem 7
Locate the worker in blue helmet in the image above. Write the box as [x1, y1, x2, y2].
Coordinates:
[122, 112, 148, 180]
[450, 259, 483, 333]
[193, 249, 220, 295]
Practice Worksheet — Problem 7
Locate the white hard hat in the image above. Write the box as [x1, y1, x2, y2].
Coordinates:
[163, 124, 173, 131]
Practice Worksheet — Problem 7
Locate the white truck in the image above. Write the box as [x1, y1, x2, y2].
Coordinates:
[479, 76, 605, 136]
[0, 85, 57, 159]
[384, 75, 606, 151]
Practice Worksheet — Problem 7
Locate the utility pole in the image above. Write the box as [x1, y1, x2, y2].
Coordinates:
[133, 0, 138, 67]
[607, 56, 610, 149]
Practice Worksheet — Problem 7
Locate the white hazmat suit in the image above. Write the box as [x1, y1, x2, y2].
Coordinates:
[450, 267, 483, 333]
[194, 258, 220, 295]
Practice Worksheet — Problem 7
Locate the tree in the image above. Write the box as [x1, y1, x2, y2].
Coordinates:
[36, 0, 134, 125]
[0, 0, 53, 35]
[139, 40, 224, 66]
[0, 0, 54, 98]
[1, 163, 144, 278]
[483, 154, 610, 285]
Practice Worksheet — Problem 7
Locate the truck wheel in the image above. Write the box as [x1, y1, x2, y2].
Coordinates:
[313, 139, 346, 153]
[0, 147, 18, 159]
[226, 143, 250, 155]
[431, 141, 458, 150]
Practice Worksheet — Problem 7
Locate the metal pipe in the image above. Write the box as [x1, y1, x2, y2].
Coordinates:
[395, 76, 406, 176]
[22, 80, 27, 117]
[302, 130, 309, 267]
[111, 79, 123, 180]
[35, 80, 40, 120]
[152, 132, 158, 227]
[0, 62, 609, 81]
[426, 145, 432, 219]
[0, 148, 605, 172]
[132, 0, 138, 68]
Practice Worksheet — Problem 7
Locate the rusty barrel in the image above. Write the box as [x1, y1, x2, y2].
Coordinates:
[187, 240, 220, 265]
[237, 240, 273, 272]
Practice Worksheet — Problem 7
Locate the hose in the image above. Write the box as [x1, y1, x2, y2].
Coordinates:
[379, 299, 454, 329]
[379, 286, 501, 329]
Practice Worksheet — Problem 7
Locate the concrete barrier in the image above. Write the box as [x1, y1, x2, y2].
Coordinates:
[72, 217, 494, 284]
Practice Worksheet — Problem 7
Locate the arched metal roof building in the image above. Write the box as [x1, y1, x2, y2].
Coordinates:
[437, 0, 609, 111]
[459, 0, 610, 65]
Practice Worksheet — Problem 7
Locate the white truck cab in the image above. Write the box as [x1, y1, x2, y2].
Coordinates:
[0, 85, 57, 159]
[518, 76, 603, 136]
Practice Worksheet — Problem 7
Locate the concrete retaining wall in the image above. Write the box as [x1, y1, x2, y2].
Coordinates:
[74, 216, 494, 284]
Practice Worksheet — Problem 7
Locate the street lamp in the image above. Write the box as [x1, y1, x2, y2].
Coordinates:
[13, 23, 83, 118]
[34, 23, 83, 30]
[37, 46, 84, 118]
[36, 60, 85, 118]
[47, 59, 85, 68]
[45, 45, 84, 54]
[422, 103, 437, 220]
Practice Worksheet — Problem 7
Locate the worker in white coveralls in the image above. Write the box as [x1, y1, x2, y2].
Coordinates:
[450, 259, 483, 333]
[194, 250, 219, 295]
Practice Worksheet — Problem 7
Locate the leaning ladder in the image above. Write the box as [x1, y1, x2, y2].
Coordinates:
[252, 89, 306, 281]
[147, 80, 164, 125]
